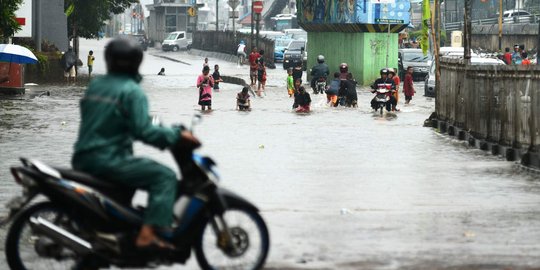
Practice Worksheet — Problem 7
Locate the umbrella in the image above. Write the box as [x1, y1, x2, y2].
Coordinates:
[0, 44, 38, 64]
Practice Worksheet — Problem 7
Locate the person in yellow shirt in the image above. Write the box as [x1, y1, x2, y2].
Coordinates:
[286, 68, 294, 97]
[87, 50, 95, 77]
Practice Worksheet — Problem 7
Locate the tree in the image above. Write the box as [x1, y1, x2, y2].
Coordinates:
[65, 0, 138, 40]
[0, 0, 23, 41]
[64, 0, 137, 58]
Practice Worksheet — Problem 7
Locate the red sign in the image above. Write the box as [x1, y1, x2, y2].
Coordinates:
[15, 18, 26, 26]
[253, 1, 263, 14]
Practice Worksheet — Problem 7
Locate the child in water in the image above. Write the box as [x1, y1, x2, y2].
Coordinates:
[286, 68, 294, 97]
[292, 78, 311, 113]
[157, 67, 165, 75]
[325, 72, 340, 106]
[212, 65, 223, 92]
[237, 86, 251, 111]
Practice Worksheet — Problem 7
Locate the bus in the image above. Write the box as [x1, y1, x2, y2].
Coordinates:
[270, 14, 298, 31]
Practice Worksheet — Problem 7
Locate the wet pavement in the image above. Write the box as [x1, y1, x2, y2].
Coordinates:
[1, 38, 540, 269]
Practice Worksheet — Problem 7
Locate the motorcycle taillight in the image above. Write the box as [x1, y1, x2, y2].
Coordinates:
[10, 168, 23, 184]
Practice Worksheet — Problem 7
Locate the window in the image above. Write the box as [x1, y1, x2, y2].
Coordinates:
[166, 15, 177, 33]
[177, 33, 184, 39]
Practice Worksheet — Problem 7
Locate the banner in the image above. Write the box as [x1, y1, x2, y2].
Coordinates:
[420, 0, 430, 55]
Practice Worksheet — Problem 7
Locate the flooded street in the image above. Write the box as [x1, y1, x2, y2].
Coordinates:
[1, 39, 540, 269]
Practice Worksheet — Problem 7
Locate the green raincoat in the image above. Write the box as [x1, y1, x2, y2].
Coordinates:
[72, 74, 180, 227]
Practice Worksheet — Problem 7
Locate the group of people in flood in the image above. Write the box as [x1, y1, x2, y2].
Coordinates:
[194, 51, 416, 114]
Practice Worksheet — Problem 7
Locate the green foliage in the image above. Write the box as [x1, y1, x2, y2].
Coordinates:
[0, 0, 23, 39]
[65, 0, 138, 39]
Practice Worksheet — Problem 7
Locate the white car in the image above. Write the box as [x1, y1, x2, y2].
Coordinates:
[502, 9, 533, 23]
[424, 56, 505, 97]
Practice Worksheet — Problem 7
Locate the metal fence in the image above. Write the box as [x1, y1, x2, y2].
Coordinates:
[445, 14, 540, 31]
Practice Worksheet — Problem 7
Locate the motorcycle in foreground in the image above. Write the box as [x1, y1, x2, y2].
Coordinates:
[373, 87, 392, 116]
[1, 117, 270, 270]
[314, 77, 326, 94]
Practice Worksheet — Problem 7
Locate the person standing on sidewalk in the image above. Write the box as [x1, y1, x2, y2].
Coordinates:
[248, 47, 260, 87]
[197, 66, 214, 111]
[87, 50, 95, 78]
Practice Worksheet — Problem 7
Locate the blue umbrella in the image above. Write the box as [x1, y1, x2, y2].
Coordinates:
[0, 44, 38, 64]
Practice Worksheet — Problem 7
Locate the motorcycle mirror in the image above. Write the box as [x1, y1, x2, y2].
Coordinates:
[191, 114, 202, 132]
[151, 115, 163, 126]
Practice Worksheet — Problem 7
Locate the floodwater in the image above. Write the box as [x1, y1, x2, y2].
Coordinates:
[1, 39, 540, 269]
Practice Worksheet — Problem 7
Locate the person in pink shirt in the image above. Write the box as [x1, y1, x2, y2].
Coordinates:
[197, 66, 214, 111]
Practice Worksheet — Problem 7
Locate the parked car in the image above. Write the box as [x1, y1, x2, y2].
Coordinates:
[274, 37, 293, 62]
[162, 31, 191, 52]
[424, 56, 505, 97]
[283, 40, 307, 69]
[398, 48, 431, 81]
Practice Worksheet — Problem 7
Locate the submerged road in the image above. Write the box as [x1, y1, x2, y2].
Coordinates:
[0, 38, 539, 269]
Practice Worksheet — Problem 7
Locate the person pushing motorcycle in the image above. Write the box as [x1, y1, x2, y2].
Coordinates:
[72, 38, 201, 251]
[370, 68, 397, 112]
[310, 55, 329, 94]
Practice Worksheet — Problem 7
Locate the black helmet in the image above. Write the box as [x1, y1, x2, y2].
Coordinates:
[105, 38, 143, 77]
[339, 63, 348, 73]
[380, 68, 389, 75]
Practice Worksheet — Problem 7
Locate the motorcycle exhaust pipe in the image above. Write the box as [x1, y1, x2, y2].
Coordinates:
[29, 216, 93, 255]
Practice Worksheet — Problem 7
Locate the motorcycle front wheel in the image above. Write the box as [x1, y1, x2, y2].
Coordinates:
[195, 206, 270, 270]
[5, 202, 81, 270]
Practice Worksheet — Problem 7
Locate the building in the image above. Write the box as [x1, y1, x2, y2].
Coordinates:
[146, 0, 200, 43]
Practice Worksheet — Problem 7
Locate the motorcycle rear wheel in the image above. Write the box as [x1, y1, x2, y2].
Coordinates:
[5, 202, 82, 270]
[195, 206, 270, 270]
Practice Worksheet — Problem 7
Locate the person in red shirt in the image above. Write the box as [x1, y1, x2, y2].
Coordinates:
[248, 47, 260, 87]
[403, 66, 415, 104]
[521, 52, 531, 65]
[503, 47, 512, 65]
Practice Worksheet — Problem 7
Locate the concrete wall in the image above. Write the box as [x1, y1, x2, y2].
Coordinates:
[471, 24, 538, 51]
[434, 58, 540, 169]
[307, 32, 398, 85]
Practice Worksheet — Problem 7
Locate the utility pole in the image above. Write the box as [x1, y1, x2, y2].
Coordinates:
[464, 0, 472, 65]
[251, 0, 254, 47]
[216, 0, 219, 31]
[498, 0, 503, 51]
[35, 0, 42, 52]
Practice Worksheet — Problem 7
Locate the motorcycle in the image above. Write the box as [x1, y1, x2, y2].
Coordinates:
[373, 87, 392, 116]
[1, 116, 270, 270]
[314, 77, 326, 94]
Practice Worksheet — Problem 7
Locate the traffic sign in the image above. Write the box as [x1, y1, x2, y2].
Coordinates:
[228, 0, 240, 10]
[253, 1, 263, 14]
[187, 7, 197, 17]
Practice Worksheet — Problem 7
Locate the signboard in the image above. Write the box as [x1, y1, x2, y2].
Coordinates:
[229, 10, 239, 18]
[253, 1, 264, 14]
[375, 18, 404, 24]
[14, 0, 32, 38]
[188, 7, 197, 17]
[297, 0, 410, 25]
[371, 0, 395, 3]
[228, 0, 240, 10]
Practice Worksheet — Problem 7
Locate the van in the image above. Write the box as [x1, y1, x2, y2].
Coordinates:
[162, 31, 191, 52]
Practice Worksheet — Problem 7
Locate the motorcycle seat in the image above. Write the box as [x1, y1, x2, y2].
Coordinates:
[55, 168, 130, 191]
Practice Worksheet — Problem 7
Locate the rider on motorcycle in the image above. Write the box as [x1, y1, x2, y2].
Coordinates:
[339, 63, 349, 80]
[370, 68, 397, 112]
[310, 55, 329, 94]
[71, 38, 200, 251]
